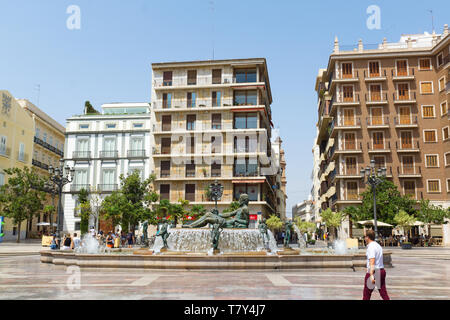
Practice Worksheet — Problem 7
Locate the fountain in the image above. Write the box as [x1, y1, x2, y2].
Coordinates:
[75, 234, 106, 254]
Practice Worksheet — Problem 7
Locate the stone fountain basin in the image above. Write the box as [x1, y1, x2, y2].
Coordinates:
[40, 250, 392, 270]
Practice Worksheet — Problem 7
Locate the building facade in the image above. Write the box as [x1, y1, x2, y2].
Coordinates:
[272, 136, 288, 220]
[150, 58, 279, 222]
[315, 26, 450, 243]
[0, 90, 35, 241]
[62, 103, 152, 233]
[18, 99, 65, 236]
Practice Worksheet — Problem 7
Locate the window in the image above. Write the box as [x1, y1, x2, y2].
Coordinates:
[373, 156, 386, 169]
[185, 184, 195, 202]
[106, 123, 116, 129]
[341, 63, 353, 79]
[212, 91, 221, 107]
[404, 181, 416, 198]
[370, 107, 383, 125]
[342, 86, 354, 102]
[162, 93, 172, 108]
[397, 83, 409, 100]
[369, 84, 381, 101]
[344, 132, 356, 150]
[133, 123, 144, 128]
[422, 105, 435, 118]
[439, 77, 446, 91]
[211, 114, 221, 129]
[78, 124, 89, 129]
[187, 92, 196, 107]
[211, 136, 222, 154]
[0, 172, 4, 186]
[234, 136, 257, 153]
[425, 154, 439, 168]
[399, 106, 411, 124]
[186, 115, 196, 130]
[212, 69, 222, 84]
[437, 52, 444, 68]
[402, 156, 414, 174]
[43, 133, 47, 142]
[160, 184, 170, 200]
[234, 158, 258, 177]
[234, 69, 257, 83]
[234, 90, 257, 106]
[427, 180, 441, 193]
[0, 136, 7, 155]
[185, 161, 195, 177]
[161, 138, 171, 154]
[447, 179, 450, 192]
[400, 131, 412, 149]
[441, 101, 448, 116]
[76, 138, 89, 152]
[74, 222, 81, 231]
[35, 128, 40, 138]
[74, 169, 88, 188]
[420, 81, 433, 94]
[211, 162, 221, 177]
[368, 61, 380, 77]
[418, 58, 431, 70]
[343, 108, 355, 126]
[163, 71, 173, 86]
[396, 60, 408, 76]
[234, 184, 258, 201]
[160, 160, 170, 178]
[130, 136, 144, 152]
[443, 127, 449, 141]
[372, 132, 384, 150]
[423, 130, 437, 143]
[445, 152, 450, 166]
[162, 115, 171, 131]
[345, 157, 357, 175]
[346, 181, 358, 200]
[101, 169, 116, 190]
[233, 113, 258, 129]
[187, 70, 197, 85]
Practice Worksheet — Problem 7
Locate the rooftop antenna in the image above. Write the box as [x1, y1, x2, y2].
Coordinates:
[428, 9, 435, 33]
[35, 84, 41, 106]
[209, 0, 215, 60]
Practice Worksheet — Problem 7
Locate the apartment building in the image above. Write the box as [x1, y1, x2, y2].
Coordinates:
[292, 199, 314, 222]
[0, 90, 34, 240]
[18, 99, 65, 236]
[62, 103, 152, 233]
[315, 26, 450, 243]
[272, 136, 288, 220]
[150, 58, 279, 222]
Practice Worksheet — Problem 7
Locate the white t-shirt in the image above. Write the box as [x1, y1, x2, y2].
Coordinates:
[366, 241, 384, 271]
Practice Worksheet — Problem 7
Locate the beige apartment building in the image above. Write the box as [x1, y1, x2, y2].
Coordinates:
[150, 58, 280, 223]
[315, 26, 450, 243]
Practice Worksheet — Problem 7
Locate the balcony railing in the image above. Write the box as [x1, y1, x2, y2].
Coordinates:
[394, 116, 418, 126]
[364, 93, 388, 104]
[32, 159, 49, 170]
[395, 140, 420, 151]
[154, 77, 261, 88]
[127, 150, 146, 158]
[333, 93, 360, 104]
[366, 116, 389, 126]
[392, 67, 415, 78]
[72, 151, 91, 160]
[70, 184, 91, 192]
[363, 69, 387, 79]
[397, 165, 422, 176]
[393, 91, 416, 102]
[97, 184, 118, 192]
[99, 150, 118, 159]
[367, 141, 391, 152]
[34, 136, 64, 157]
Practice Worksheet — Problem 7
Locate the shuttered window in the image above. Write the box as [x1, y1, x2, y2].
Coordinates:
[420, 82, 433, 94]
[422, 105, 435, 118]
[427, 180, 440, 193]
[402, 156, 414, 174]
[397, 83, 409, 100]
[396, 60, 408, 76]
[185, 184, 196, 202]
[400, 131, 412, 149]
[426, 155, 438, 167]
[342, 86, 354, 102]
[187, 70, 197, 85]
[342, 63, 353, 79]
[369, 61, 380, 77]
[372, 132, 384, 149]
[424, 130, 437, 143]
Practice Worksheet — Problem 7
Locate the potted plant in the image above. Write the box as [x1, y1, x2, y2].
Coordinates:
[202, 168, 208, 177]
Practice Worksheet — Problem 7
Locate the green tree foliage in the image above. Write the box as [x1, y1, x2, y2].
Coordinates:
[320, 208, 345, 240]
[77, 188, 91, 235]
[393, 209, 416, 242]
[343, 178, 416, 225]
[0, 167, 46, 242]
[417, 199, 450, 236]
[266, 215, 283, 232]
[222, 201, 240, 213]
[294, 218, 316, 234]
[84, 101, 99, 115]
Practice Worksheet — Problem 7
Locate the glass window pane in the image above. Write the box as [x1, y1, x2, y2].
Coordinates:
[247, 113, 258, 129]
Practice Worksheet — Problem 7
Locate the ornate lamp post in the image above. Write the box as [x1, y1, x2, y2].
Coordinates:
[209, 180, 224, 213]
[48, 159, 75, 244]
[360, 160, 387, 242]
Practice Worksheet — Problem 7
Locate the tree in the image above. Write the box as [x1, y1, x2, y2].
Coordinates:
[77, 188, 91, 235]
[266, 215, 283, 232]
[393, 210, 416, 242]
[294, 218, 316, 235]
[320, 208, 345, 240]
[84, 101, 99, 115]
[417, 199, 450, 236]
[0, 167, 46, 242]
[43, 205, 56, 233]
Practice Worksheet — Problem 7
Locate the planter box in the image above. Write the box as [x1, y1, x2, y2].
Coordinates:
[401, 243, 412, 249]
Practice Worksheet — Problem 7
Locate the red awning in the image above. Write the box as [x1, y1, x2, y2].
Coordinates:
[232, 179, 264, 184]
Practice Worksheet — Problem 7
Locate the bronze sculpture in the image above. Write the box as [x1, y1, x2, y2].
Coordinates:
[258, 218, 269, 249]
[157, 218, 170, 249]
[284, 220, 293, 248]
[211, 221, 225, 252]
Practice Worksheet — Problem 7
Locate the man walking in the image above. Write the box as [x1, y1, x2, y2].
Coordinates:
[363, 229, 390, 300]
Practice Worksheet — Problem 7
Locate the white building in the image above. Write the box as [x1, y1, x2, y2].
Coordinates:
[310, 130, 321, 224]
[292, 199, 314, 222]
[62, 103, 152, 233]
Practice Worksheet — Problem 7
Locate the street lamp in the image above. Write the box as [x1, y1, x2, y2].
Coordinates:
[47, 159, 74, 245]
[360, 160, 387, 242]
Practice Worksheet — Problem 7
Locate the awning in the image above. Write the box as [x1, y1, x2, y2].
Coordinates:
[36, 222, 58, 227]
[357, 220, 393, 227]
[232, 179, 264, 184]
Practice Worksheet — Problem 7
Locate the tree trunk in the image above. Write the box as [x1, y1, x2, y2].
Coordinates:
[16, 222, 21, 243]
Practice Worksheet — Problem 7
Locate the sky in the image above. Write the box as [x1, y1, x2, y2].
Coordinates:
[0, 0, 448, 218]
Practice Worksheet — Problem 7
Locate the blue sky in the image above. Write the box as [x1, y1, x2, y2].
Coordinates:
[1, 0, 448, 217]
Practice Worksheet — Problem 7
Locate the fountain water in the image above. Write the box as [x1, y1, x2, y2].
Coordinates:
[75, 234, 106, 254]
[293, 225, 307, 249]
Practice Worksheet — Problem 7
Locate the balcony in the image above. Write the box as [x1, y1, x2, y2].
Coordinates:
[97, 184, 118, 192]
[32, 159, 49, 170]
[393, 91, 416, 104]
[395, 140, 420, 153]
[394, 115, 418, 128]
[331, 94, 360, 112]
[127, 150, 146, 158]
[364, 69, 387, 82]
[153, 98, 235, 110]
[392, 67, 415, 81]
[34, 136, 64, 157]
[0, 147, 11, 158]
[331, 142, 363, 160]
[72, 151, 91, 160]
[397, 165, 422, 178]
[70, 184, 91, 192]
[153, 77, 265, 89]
[364, 93, 388, 105]
[99, 150, 119, 159]
[330, 118, 362, 137]
[329, 71, 359, 90]
[367, 141, 391, 154]
[366, 116, 389, 128]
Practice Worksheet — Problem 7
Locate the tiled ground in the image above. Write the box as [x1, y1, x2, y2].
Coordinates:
[1, 247, 450, 300]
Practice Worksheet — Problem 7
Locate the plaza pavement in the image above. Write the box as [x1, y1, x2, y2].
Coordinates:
[0, 243, 450, 300]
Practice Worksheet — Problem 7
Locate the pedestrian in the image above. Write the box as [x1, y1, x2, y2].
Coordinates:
[73, 233, 81, 250]
[62, 234, 73, 250]
[114, 233, 121, 248]
[121, 231, 126, 247]
[50, 235, 58, 250]
[106, 232, 114, 249]
[362, 230, 390, 300]
[127, 230, 134, 248]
